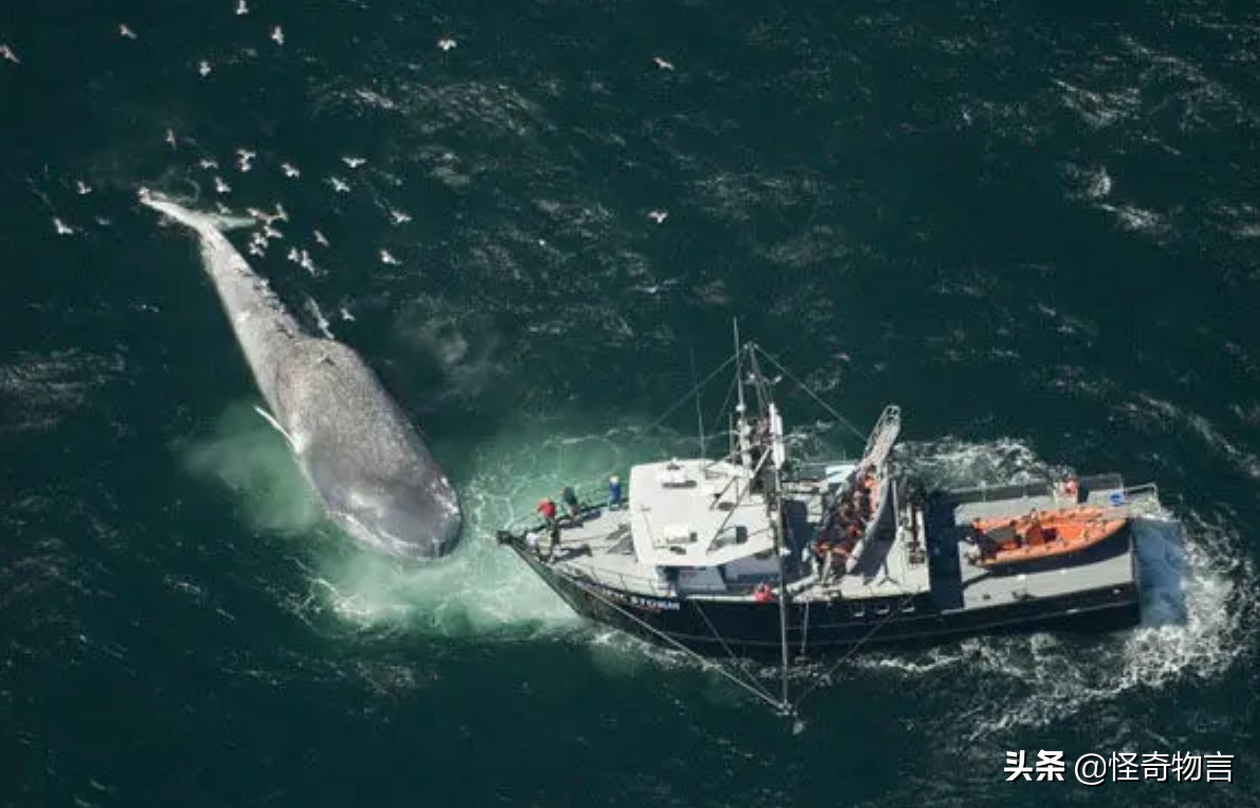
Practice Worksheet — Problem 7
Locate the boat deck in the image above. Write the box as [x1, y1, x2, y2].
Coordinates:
[516, 474, 1161, 610]
[925, 475, 1160, 612]
[527, 504, 673, 595]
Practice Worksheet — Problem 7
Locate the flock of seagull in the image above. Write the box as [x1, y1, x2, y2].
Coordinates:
[2, 4, 676, 278]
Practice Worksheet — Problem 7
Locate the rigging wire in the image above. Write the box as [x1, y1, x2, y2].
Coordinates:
[642, 353, 737, 437]
[789, 590, 922, 712]
[563, 572, 792, 714]
[753, 347, 868, 442]
[692, 599, 781, 705]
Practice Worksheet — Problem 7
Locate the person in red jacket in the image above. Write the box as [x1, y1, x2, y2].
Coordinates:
[537, 498, 557, 524]
[537, 498, 560, 558]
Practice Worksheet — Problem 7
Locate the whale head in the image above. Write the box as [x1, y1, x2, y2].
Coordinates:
[336, 478, 462, 560]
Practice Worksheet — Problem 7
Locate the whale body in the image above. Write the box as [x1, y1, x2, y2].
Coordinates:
[140, 189, 461, 559]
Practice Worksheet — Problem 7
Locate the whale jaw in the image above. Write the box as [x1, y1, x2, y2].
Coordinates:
[315, 473, 463, 561]
[329, 503, 462, 561]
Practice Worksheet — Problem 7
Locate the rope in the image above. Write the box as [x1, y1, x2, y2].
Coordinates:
[564, 572, 791, 714]
[789, 590, 922, 711]
[753, 346, 868, 442]
[692, 598, 781, 705]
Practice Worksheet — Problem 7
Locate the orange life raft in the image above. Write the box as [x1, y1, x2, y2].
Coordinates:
[970, 507, 1126, 568]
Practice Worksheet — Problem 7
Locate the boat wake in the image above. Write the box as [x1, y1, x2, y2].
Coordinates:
[841, 437, 1256, 742]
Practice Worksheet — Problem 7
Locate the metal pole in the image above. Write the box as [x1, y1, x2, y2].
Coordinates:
[690, 343, 705, 462]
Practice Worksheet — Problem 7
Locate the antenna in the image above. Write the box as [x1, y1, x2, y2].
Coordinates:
[690, 342, 705, 462]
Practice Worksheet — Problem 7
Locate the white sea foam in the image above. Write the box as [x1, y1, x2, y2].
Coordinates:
[834, 443, 1255, 741]
[184, 399, 698, 642]
[184, 396, 1253, 726]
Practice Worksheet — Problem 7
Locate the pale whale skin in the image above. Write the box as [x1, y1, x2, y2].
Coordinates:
[140, 189, 461, 559]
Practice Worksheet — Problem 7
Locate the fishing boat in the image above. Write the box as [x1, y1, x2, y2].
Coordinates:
[495, 323, 1170, 720]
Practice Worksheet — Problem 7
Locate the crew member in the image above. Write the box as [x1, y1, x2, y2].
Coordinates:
[537, 497, 557, 527]
[754, 583, 774, 603]
[548, 520, 561, 559]
[561, 485, 581, 526]
[607, 474, 623, 510]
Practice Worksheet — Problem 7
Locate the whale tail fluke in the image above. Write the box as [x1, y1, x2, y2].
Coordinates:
[138, 186, 255, 232]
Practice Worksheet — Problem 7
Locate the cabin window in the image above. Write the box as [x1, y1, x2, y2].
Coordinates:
[875, 603, 891, 616]
[851, 604, 866, 618]
[900, 602, 916, 614]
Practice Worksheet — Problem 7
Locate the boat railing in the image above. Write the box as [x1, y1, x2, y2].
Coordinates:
[562, 560, 676, 597]
[504, 479, 632, 533]
[947, 474, 1127, 505]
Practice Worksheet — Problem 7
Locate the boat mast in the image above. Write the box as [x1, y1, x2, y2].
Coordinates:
[733, 320, 750, 492]
[690, 343, 705, 462]
[745, 341, 793, 715]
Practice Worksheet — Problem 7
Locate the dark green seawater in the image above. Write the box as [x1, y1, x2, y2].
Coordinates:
[2, 0, 1258, 805]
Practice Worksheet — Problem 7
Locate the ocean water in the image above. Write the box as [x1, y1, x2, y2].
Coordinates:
[2, 0, 1258, 805]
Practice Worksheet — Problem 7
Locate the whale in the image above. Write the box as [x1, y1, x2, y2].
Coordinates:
[139, 188, 462, 559]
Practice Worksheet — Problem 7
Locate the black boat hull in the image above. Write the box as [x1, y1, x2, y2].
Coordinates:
[504, 541, 1141, 662]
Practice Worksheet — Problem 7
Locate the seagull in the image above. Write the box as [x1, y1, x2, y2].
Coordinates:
[388, 209, 412, 225]
[271, 25, 284, 45]
[214, 176, 231, 194]
[653, 55, 674, 70]
[281, 162, 300, 178]
[299, 251, 317, 274]
[379, 249, 400, 266]
[215, 202, 231, 215]
[119, 24, 137, 40]
[648, 210, 668, 224]
[165, 128, 178, 149]
[75, 180, 92, 195]
[248, 242, 265, 257]
[53, 218, 76, 236]
[262, 224, 283, 240]
[287, 247, 300, 263]
[0, 44, 19, 64]
[273, 203, 288, 222]
[236, 0, 249, 14]
[327, 176, 350, 193]
[341, 156, 366, 169]
[198, 157, 219, 170]
[236, 148, 255, 172]
[313, 230, 330, 247]
[437, 37, 456, 52]
[339, 307, 355, 322]
[198, 60, 211, 77]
